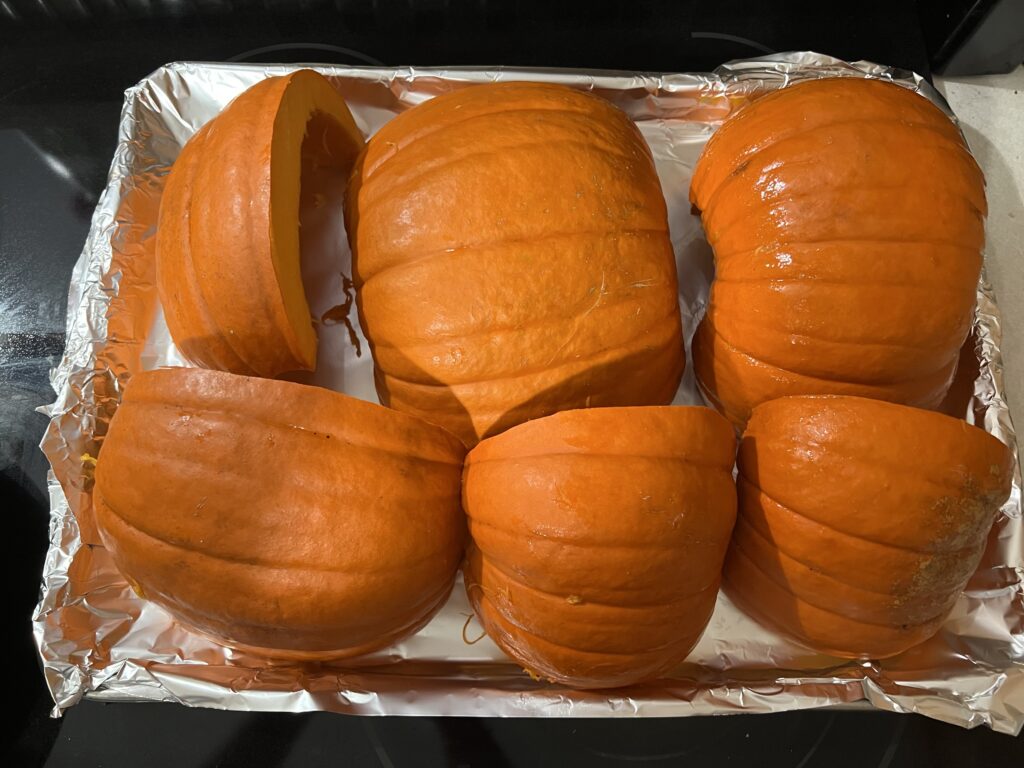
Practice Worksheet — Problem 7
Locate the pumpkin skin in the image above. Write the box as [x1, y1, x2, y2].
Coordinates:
[690, 78, 986, 427]
[157, 70, 364, 378]
[724, 395, 1013, 659]
[346, 82, 685, 446]
[94, 367, 465, 659]
[463, 406, 737, 688]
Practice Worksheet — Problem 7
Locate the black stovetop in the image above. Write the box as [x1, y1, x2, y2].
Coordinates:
[3, 2, 1023, 765]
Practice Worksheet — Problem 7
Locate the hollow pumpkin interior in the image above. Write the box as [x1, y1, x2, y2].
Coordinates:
[270, 76, 364, 369]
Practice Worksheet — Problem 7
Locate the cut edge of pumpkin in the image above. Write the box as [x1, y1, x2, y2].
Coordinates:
[268, 70, 365, 372]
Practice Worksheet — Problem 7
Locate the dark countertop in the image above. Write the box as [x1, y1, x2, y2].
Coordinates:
[3, 2, 1023, 765]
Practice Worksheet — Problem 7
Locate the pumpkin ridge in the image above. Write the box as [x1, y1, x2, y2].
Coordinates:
[715, 313, 963, 355]
[720, 236, 981, 251]
[737, 475, 976, 557]
[368, 270, 674, 348]
[714, 275, 972, 291]
[473, 582, 712, 656]
[363, 102, 611, 179]
[104, 445, 458, 516]
[727, 544, 948, 632]
[737, 483, 980, 567]
[467, 451, 733, 472]
[472, 547, 719, 609]
[378, 310, 682, 390]
[733, 515, 952, 603]
[470, 550, 710, 610]
[737, 494, 982, 599]
[707, 175, 985, 238]
[696, 115, 978, 215]
[474, 591, 704, 659]
[158, 126, 257, 374]
[143, 556, 456, 641]
[124, 368, 466, 459]
[476, 557, 721, 612]
[711, 240, 982, 268]
[357, 226, 669, 287]
[704, 317, 954, 388]
[377, 345, 627, 392]
[97, 498, 452, 576]
[121, 397, 465, 467]
[707, 197, 984, 249]
[187, 90, 286, 370]
[206, 581, 453, 638]
[720, 564, 945, 661]
[471, 518, 729, 561]
[361, 135, 644, 205]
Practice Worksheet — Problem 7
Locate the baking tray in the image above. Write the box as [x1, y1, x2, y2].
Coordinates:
[34, 52, 1024, 733]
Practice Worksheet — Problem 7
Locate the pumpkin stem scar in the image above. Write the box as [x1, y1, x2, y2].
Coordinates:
[461, 612, 487, 645]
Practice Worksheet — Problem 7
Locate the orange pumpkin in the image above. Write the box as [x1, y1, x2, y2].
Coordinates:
[157, 70, 364, 378]
[463, 406, 737, 688]
[345, 82, 685, 446]
[724, 395, 1013, 659]
[94, 367, 465, 659]
[690, 78, 986, 427]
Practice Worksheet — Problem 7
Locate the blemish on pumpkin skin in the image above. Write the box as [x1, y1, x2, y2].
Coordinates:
[731, 159, 751, 176]
[631, 278, 658, 289]
[566, 594, 583, 605]
[929, 476, 998, 551]
[552, 486, 574, 511]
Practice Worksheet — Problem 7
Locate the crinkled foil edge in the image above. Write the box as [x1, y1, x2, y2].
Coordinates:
[33, 52, 1024, 733]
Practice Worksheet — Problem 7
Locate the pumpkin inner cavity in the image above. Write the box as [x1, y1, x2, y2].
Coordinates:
[270, 90, 362, 370]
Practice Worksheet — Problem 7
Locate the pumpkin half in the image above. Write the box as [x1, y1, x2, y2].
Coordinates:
[463, 406, 737, 688]
[94, 367, 466, 659]
[157, 70, 364, 378]
[345, 82, 685, 446]
[724, 395, 1013, 659]
[690, 78, 986, 427]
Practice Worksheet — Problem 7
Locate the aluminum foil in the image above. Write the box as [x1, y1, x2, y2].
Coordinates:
[34, 52, 1024, 733]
